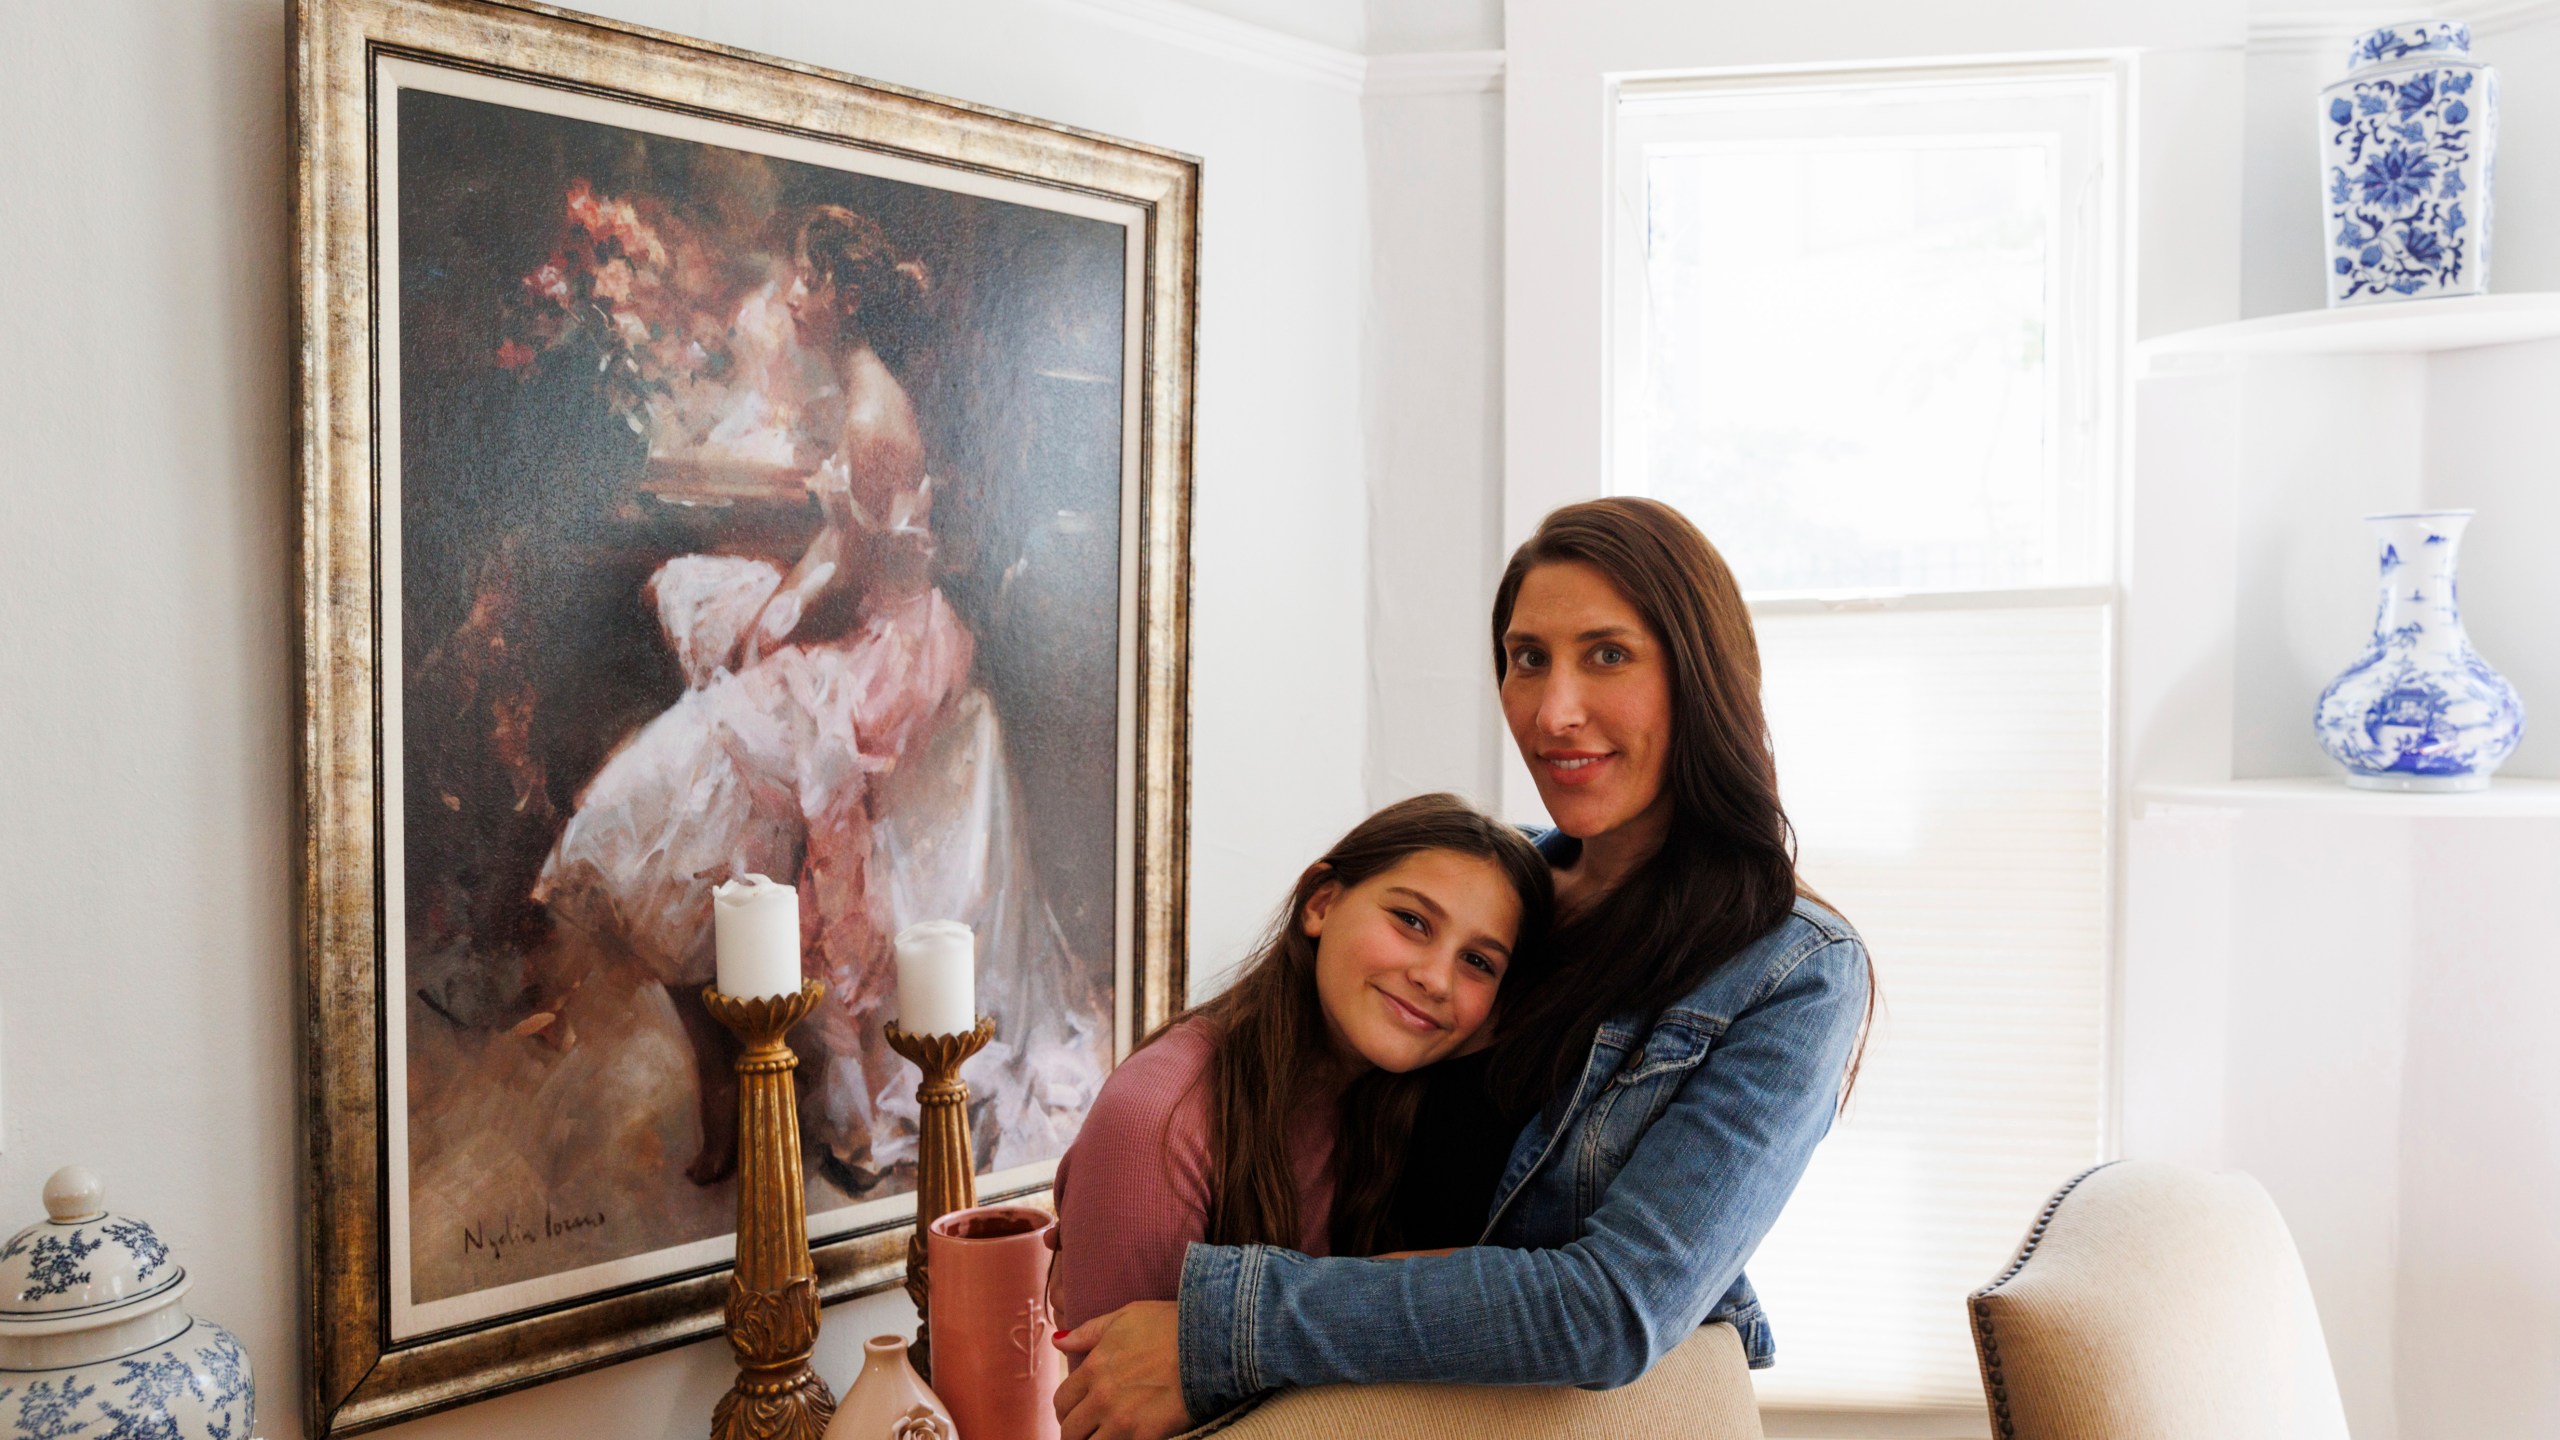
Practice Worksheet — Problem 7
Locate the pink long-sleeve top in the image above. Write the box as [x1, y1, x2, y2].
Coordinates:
[1050, 1020, 1339, 1332]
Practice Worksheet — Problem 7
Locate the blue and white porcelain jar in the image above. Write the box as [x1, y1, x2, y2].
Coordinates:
[2323, 19, 2497, 305]
[0, 1167, 255, 1440]
[2314, 511, 2524, 789]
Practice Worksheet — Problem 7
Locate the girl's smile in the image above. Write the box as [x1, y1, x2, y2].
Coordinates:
[1371, 984, 1443, 1034]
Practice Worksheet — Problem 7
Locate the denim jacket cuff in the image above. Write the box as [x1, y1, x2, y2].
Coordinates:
[1175, 1242, 1266, 1418]
[1727, 1300, 1777, 1369]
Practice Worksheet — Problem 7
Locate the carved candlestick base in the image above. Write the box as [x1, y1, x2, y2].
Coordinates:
[883, 1015, 994, 1381]
[704, 981, 837, 1440]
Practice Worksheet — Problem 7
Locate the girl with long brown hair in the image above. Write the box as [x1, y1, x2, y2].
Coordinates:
[1056, 498, 1875, 1438]
[1048, 793, 1554, 1332]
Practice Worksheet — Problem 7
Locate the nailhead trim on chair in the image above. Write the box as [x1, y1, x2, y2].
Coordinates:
[1968, 1161, 2119, 1440]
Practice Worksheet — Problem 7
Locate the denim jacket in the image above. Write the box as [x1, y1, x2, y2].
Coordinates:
[1173, 894, 1869, 1418]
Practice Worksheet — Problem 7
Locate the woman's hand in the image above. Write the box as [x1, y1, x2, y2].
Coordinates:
[1053, 1301, 1190, 1440]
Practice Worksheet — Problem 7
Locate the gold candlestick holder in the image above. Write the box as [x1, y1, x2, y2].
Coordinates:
[882, 1015, 994, 1380]
[704, 980, 837, 1440]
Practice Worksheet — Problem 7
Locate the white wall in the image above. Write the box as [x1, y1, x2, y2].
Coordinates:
[1176, 0, 1367, 53]
[0, 1, 1369, 1436]
[2393, 822, 2560, 1436]
[1361, 15, 1506, 812]
[1367, 0, 1500, 55]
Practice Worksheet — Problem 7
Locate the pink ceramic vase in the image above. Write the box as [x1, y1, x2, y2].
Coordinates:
[824, 1334, 954, 1440]
[927, 1204, 1066, 1440]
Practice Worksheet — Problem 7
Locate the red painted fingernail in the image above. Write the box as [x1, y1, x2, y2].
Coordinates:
[1054, 1330, 1070, 1342]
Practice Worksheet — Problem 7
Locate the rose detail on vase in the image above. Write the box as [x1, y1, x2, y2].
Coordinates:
[893, 1405, 955, 1440]
[2313, 510, 2524, 789]
[2323, 20, 2497, 305]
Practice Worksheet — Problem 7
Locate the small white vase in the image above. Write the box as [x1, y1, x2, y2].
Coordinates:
[0, 1167, 256, 1440]
[823, 1334, 953, 1440]
[2313, 510, 2524, 789]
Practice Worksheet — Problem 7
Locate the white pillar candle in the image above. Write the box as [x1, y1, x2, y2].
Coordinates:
[713, 874, 802, 999]
[894, 920, 976, 1036]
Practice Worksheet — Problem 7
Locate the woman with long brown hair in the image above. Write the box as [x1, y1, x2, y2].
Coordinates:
[1055, 498, 1875, 1437]
[1048, 793, 1556, 1330]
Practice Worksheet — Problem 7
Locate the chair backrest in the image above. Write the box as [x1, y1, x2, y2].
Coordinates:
[1184, 1320, 1764, 1440]
[1969, 1160, 2352, 1440]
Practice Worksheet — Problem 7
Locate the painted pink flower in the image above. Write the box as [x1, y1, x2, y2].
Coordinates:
[563, 178, 606, 232]
[563, 178, 669, 267]
[528, 260, 571, 304]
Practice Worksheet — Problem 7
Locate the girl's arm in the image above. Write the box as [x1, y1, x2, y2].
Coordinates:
[1052, 1036, 1215, 1333]
[1170, 933, 1868, 1418]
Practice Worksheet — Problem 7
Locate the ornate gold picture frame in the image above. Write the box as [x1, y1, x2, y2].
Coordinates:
[292, 0, 1193, 1430]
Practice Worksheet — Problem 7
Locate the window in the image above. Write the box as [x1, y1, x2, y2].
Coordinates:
[1611, 62, 2125, 1420]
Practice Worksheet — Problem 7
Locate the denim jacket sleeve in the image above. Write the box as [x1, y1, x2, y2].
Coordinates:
[1173, 930, 1868, 1417]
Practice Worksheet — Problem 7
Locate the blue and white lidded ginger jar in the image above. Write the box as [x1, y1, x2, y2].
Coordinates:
[2314, 511, 2524, 790]
[2323, 20, 2497, 305]
[0, 1167, 255, 1440]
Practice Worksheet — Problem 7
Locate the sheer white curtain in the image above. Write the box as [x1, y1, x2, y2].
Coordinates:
[1612, 62, 2125, 1417]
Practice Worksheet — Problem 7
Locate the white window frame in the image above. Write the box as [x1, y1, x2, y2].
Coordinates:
[1608, 59, 2130, 600]
[1600, 57, 2135, 1431]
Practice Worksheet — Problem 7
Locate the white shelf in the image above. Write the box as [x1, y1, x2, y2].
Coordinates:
[2138, 777, 2560, 818]
[2139, 293, 2560, 358]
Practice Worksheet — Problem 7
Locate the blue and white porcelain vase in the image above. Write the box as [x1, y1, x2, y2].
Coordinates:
[2323, 20, 2497, 305]
[0, 1167, 255, 1440]
[2314, 511, 2523, 789]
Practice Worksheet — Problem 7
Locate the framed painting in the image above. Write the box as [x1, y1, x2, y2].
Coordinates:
[291, 0, 1194, 1431]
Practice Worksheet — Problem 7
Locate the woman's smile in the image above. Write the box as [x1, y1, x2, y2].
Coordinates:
[1539, 749, 1615, 786]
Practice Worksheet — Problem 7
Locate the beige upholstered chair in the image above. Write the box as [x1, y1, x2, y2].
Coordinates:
[1184, 1321, 1764, 1439]
[1969, 1160, 2352, 1440]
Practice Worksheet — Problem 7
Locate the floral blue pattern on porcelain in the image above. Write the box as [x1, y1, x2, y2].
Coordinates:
[96, 1223, 166, 1288]
[1, 1320, 255, 1440]
[2350, 19, 2471, 65]
[12, 1236, 99, 1307]
[0, 1171, 254, 1440]
[2314, 511, 2524, 789]
[2323, 20, 2497, 305]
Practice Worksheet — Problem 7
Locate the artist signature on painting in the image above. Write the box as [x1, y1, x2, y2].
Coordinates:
[459, 1207, 609, 1264]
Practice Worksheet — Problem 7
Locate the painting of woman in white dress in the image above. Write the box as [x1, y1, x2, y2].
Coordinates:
[390, 83, 1136, 1330]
